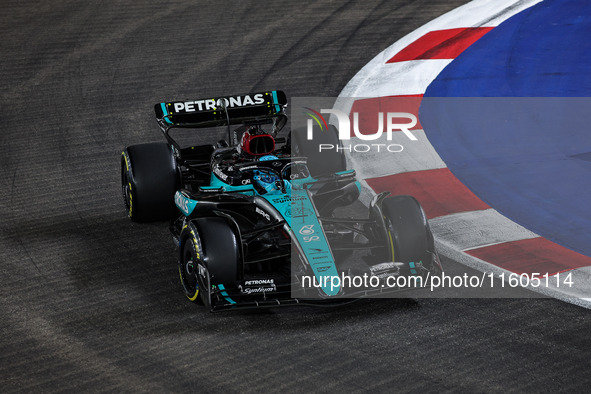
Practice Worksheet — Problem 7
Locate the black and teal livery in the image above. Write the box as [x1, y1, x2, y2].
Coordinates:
[121, 90, 442, 311]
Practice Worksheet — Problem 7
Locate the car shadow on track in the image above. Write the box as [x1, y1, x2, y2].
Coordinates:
[13, 210, 431, 337]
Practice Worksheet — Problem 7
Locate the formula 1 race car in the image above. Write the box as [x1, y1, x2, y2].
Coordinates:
[121, 90, 442, 311]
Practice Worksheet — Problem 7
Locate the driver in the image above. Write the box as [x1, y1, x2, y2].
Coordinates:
[253, 155, 284, 195]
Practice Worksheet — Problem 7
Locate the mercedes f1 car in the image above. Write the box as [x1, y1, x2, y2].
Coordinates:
[121, 90, 442, 311]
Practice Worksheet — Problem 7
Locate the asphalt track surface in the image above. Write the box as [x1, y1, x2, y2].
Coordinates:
[2, 1, 591, 392]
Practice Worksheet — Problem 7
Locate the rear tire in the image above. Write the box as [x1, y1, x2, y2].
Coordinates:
[290, 125, 346, 177]
[121, 142, 179, 222]
[382, 195, 435, 268]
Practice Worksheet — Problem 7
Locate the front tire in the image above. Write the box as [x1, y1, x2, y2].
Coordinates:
[179, 237, 203, 304]
[179, 218, 241, 308]
[382, 195, 436, 270]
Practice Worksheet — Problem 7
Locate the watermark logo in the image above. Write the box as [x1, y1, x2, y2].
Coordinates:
[303, 107, 328, 132]
[305, 108, 417, 141]
[303, 107, 418, 153]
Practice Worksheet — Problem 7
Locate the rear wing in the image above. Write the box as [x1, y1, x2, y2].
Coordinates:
[155, 90, 287, 130]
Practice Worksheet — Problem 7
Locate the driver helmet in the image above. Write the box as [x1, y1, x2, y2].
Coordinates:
[253, 155, 281, 194]
[238, 125, 275, 156]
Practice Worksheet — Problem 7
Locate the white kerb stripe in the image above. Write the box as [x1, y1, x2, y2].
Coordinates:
[429, 209, 539, 251]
